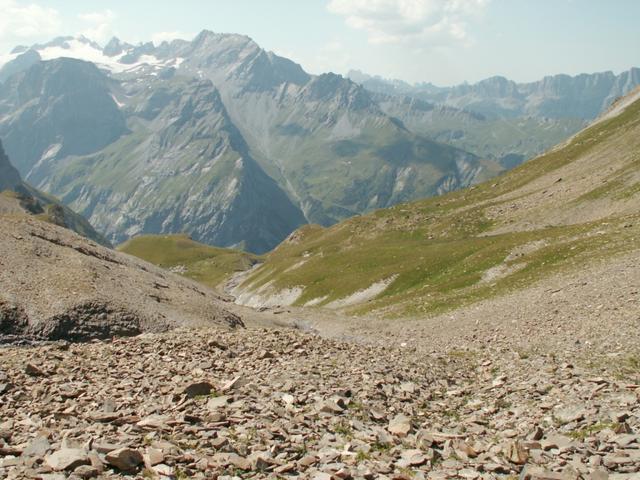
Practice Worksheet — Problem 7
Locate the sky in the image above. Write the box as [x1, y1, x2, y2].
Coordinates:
[0, 0, 638, 86]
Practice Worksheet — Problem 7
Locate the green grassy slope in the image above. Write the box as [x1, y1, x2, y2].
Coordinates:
[117, 234, 259, 289]
[232, 93, 640, 317]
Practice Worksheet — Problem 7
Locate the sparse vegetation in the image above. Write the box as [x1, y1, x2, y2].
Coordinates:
[568, 422, 620, 440]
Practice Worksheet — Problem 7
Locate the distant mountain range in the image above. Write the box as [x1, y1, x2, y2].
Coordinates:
[348, 68, 640, 166]
[348, 68, 640, 119]
[0, 32, 637, 253]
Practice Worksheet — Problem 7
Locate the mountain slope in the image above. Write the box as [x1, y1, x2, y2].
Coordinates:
[0, 214, 242, 342]
[0, 34, 499, 248]
[229, 89, 640, 316]
[0, 139, 20, 190]
[3, 61, 305, 253]
[374, 93, 585, 166]
[348, 68, 640, 166]
[0, 139, 110, 246]
[2, 32, 633, 251]
[168, 32, 500, 225]
[0, 58, 127, 180]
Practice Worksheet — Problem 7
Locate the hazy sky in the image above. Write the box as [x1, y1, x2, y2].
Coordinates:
[0, 0, 638, 86]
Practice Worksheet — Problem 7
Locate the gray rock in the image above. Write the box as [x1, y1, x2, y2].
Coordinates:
[554, 405, 587, 424]
[104, 447, 143, 472]
[388, 414, 412, 437]
[73, 464, 100, 479]
[22, 436, 50, 457]
[207, 395, 230, 410]
[45, 449, 90, 471]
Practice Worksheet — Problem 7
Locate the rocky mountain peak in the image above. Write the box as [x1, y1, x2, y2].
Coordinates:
[31, 35, 101, 53]
[302, 73, 375, 110]
[0, 57, 127, 178]
[21, 58, 109, 98]
[75, 35, 102, 50]
[103, 37, 131, 57]
[471, 76, 520, 97]
[189, 30, 260, 61]
[185, 30, 309, 91]
[0, 49, 41, 83]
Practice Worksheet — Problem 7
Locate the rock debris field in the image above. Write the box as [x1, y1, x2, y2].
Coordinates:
[1, 327, 639, 479]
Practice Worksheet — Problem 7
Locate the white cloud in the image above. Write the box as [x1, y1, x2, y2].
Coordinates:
[151, 31, 193, 46]
[327, 0, 489, 46]
[0, 0, 61, 39]
[272, 41, 352, 77]
[314, 40, 352, 74]
[78, 9, 116, 43]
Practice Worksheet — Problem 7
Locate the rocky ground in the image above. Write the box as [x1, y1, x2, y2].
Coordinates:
[0, 215, 242, 342]
[246, 247, 640, 360]
[1, 205, 639, 479]
[1, 324, 639, 480]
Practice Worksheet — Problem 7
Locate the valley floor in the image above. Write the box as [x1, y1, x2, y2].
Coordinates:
[233, 245, 640, 359]
[1, 248, 639, 480]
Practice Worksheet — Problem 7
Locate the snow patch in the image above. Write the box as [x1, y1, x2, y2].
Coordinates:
[284, 259, 307, 273]
[40, 143, 62, 161]
[36, 38, 165, 73]
[234, 280, 304, 308]
[325, 275, 398, 309]
[303, 295, 329, 307]
[110, 94, 125, 108]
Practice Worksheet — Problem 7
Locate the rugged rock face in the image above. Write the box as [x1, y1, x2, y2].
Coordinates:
[0, 58, 127, 179]
[36, 74, 306, 253]
[0, 49, 40, 83]
[3, 33, 635, 251]
[373, 93, 586, 165]
[228, 88, 640, 315]
[0, 215, 242, 342]
[0, 140, 20, 191]
[172, 33, 498, 226]
[347, 68, 639, 166]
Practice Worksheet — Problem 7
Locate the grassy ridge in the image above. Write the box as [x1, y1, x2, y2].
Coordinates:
[118, 234, 259, 289]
